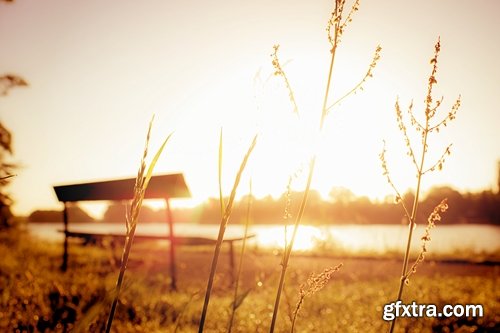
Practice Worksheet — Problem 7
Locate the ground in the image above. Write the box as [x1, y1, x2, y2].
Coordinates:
[0, 229, 498, 332]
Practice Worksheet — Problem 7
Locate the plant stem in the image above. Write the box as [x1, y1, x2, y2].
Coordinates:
[105, 225, 136, 333]
[269, 157, 316, 333]
[198, 135, 257, 333]
[218, 128, 225, 216]
[290, 296, 303, 333]
[320, 38, 338, 131]
[228, 180, 253, 333]
[104, 120, 170, 333]
[388, 121, 429, 333]
[269, 13, 338, 333]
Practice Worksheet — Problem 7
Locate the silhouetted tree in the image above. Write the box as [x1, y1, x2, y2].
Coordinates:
[102, 201, 167, 223]
[329, 186, 355, 204]
[88, 185, 500, 226]
[29, 206, 95, 223]
[423, 186, 466, 223]
[0, 74, 28, 228]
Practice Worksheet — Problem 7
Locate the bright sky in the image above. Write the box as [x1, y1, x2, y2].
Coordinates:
[0, 0, 499, 217]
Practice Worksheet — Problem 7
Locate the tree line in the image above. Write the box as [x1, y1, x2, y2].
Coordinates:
[28, 186, 499, 225]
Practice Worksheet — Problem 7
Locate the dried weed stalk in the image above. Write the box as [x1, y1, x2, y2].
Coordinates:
[269, 1, 381, 332]
[291, 264, 343, 332]
[381, 38, 460, 333]
[406, 199, 448, 282]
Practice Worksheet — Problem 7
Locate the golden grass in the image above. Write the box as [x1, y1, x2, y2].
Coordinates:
[1, 230, 497, 332]
[198, 134, 258, 332]
[105, 117, 172, 332]
[228, 179, 253, 333]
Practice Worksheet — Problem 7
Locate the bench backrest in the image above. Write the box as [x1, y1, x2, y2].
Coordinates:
[53, 173, 190, 202]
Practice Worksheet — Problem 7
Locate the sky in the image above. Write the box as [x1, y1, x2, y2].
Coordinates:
[0, 0, 499, 218]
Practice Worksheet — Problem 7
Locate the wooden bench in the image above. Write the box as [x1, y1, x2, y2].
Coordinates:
[57, 229, 254, 286]
[53, 174, 252, 290]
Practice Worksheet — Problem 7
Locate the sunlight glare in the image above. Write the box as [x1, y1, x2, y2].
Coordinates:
[255, 225, 326, 252]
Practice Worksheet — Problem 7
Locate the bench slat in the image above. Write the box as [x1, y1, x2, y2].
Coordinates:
[53, 174, 190, 202]
[59, 230, 255, 245]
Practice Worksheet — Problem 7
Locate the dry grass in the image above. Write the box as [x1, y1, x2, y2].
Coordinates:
[0, 230, 498, 332]
[105, 118, 172, 332]
[228, 180, 254, 333]
[198, 134, 257, 332]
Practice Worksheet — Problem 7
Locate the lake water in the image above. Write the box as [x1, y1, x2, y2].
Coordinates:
[26, 222, 500, 258]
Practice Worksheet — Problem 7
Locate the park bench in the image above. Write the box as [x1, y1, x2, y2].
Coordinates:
[53, 174, 252, 290]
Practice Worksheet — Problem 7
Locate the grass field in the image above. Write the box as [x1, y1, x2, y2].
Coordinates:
[0, 229, 498, 332]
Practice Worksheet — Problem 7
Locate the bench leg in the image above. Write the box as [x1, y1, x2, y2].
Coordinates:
[169, 242, 177, 291]
[61, 234, 68, 272]
[229, 240, 235, 286]
[61, 203, 69, 272]
[165, 198, 177, 291]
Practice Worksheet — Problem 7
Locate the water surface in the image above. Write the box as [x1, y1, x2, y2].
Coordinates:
[27, 222, 500, 258]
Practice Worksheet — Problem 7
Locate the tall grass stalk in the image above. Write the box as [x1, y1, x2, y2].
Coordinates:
[269, 1, 381, 331]
[105, 118, 172, 333]
[218, 128, 225, 216]
[198, 134, 258, 333]
[382, 38, 460, 333]
[227, 179, 253, 333]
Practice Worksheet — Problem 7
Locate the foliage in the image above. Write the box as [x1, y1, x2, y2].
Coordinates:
[190, 186, 500, 226]
[0, 74, 28, 228]
[28, 206, 96, 223]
